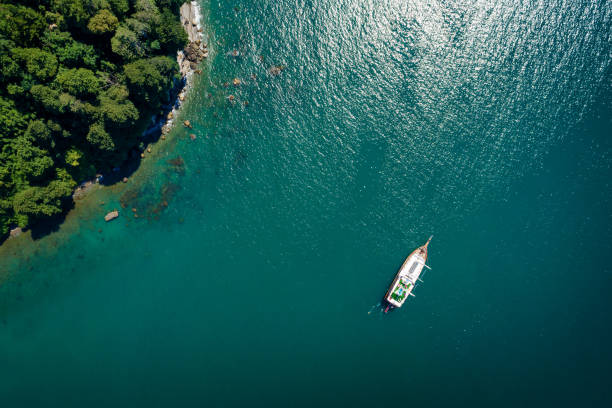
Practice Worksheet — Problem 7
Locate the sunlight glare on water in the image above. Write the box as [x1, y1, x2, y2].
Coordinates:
[0, 0, 611, 406]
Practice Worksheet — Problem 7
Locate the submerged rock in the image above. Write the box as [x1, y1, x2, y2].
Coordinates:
[269, 65, 286, 75]
[120, 188, 140, 209]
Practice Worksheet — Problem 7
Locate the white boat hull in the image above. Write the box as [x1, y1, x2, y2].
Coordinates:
[384, 238, 431, 309]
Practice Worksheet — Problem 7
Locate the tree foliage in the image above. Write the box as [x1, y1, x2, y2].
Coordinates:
[98, 85, 139, 128]
[50, 0, 91, 28]
[87, 9, 119, 34]
[13, 177, 75, 225]
[0, 0, 185, 234]
[124, 56, 177, 106]
[0, 96, 28, 138]
[154, 8, 187, 53]
[108, 0, 129, 15]
[111, 24, 146, 61]
[86, 121, 114, 151]
[56, 68, 101, 99]
[43, 30, 98, 68]
[12, 48, 58, 81]
[0, 4, 46, 46]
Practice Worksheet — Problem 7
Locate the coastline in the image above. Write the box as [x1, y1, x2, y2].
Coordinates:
[145, 1, 208, 141]
[3, 1, 209, 246]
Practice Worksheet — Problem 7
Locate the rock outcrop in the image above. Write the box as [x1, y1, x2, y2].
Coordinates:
[104, 211, 119, 222]
[178, 2, 207, 78]
[180, 2, 201, 42]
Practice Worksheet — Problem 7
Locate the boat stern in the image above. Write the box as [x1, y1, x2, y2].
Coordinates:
[385, 296, 403, 308]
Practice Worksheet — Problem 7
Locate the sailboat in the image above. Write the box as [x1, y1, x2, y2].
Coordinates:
[383, 236, 432, 313]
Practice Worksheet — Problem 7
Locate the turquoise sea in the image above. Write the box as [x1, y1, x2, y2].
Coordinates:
[1, 0, 611, 406]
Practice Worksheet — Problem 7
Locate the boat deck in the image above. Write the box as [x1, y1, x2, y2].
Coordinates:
[385, 238, 431, 309]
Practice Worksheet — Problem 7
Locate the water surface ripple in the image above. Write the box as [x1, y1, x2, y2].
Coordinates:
[1, 0, 611, 406]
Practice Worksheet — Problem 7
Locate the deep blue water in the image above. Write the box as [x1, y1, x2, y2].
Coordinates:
[1, 0, 611, 406]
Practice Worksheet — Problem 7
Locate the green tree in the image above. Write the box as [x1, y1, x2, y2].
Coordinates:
[98, 85, 139, 128]
[0, 202, 11, 235]
[43, 30, 98, 68]
[111, 24, 146, 60]
[6, 135, 54, 187]
[65, 147, 82, 166]
[30, 84, 77, 115]
[0, 4, 46, 46]
[60, 40, 98, 68]
[0, 96, 29, 139]
[86, 121, 114, 151]
[157, 0, 184, 13]
[87, 9, 119, 34]
[12, 48, 58, 82]
[134, 0, 159, 17]
[154, 8, 187, 53]
[108, 0, 129, 15]
[0, 38, 19, 84]
[12, 176, 74, 225]
[56, 68, 100, 99]
[123, 56, 177, 107]
[50, 0, 90, 27]
[24, 119, 53, 148]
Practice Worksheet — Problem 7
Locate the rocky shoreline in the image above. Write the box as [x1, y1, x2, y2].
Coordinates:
[6, 2, 209, 239]
[144, 1, 208, 142]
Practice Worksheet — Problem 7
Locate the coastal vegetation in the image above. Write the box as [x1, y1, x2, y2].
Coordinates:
[0, 0, 188, 235]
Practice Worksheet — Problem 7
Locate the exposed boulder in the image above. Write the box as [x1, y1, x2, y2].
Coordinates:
[184, 42, 205, 62]
[9, 227, 23, 238]
[105, 210, 119, 222]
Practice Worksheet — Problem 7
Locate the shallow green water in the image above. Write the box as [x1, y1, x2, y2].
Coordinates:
[1, 0, 611, 406]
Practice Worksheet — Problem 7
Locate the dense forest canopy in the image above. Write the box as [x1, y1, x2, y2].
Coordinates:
[0, 0, 188, 235]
